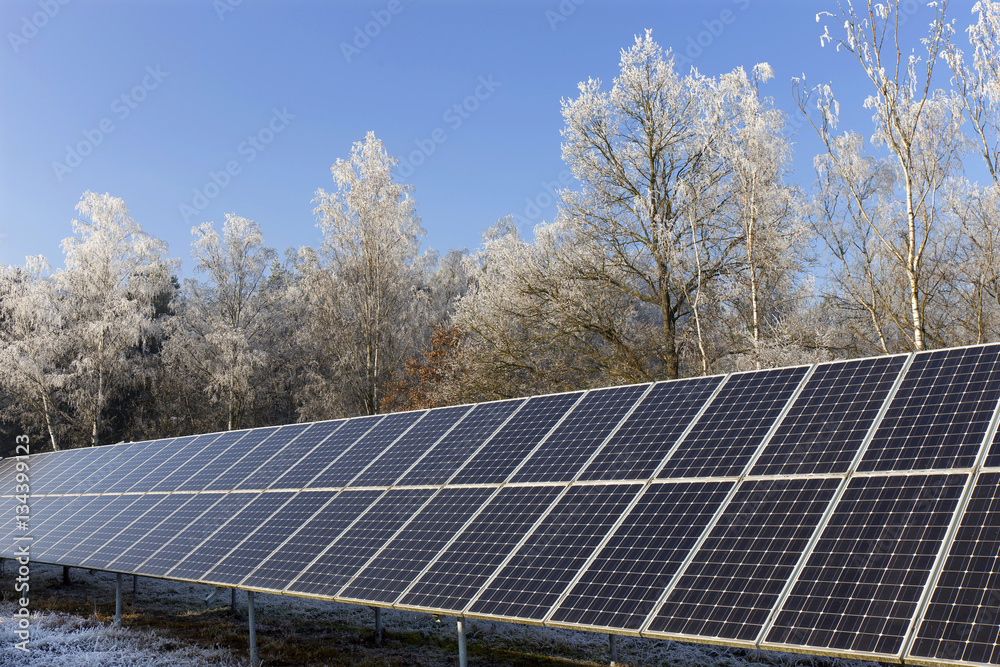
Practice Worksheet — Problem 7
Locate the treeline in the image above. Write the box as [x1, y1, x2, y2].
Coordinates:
[3, 0, 1000, 451]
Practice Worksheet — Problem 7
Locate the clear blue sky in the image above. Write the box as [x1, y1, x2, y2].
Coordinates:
[0, 0, 940, 275]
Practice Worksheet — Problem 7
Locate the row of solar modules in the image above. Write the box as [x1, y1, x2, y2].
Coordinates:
[2, 344, 1000, 667]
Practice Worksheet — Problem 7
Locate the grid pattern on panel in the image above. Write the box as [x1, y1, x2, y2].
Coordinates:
[63, 444, 142, 495]
[288, 488, 436, 597]
[139, 493, 255, 577]
[176, 430, 257, 491]
[578, 377, 723, 482]
[658, 366, 808, 479]
[82, 494, 185, 569]
[989, 429, 1000, 468]
[398, 485, 565, 613]
[105, 494, 220, 574]
[138, 434, 223, 493]
[511, 385, 650, 484]
[751, 356, 907, 476]
[548, 481, 731, 632]
[239, 489, 383, 592]
[309, 411, 425, 488]
[167, 492, 295, 582]
[17, 496, 73, 550]
[32, 496, 102, 557]
[77, 441, 161, 495]
[450, 394, 582, 485]
[468, 483, 643, 622]
[908, 471, 1000, 667]
[647, 477, 841, 643]
[201, 426, 281, 490]
[0, 496, 60, 557]
[398, 399, 524, 486]
[59, 494, 152, 567]
[203, 490, 337, 586]
[48, 448, 119, 495]
[34, 448, 100, 495]
[765, 473, 967, 658]
[350, 405, 471, 488]
[859, 345, 1000, 472]
[229, 423, 312, 491]
[339, 486, 496, 605]
[103, 438, 187, 493]
[36, 495, 126, 563]
[268, 418, 376, 490]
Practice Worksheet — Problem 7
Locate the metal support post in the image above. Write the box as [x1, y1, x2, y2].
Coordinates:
[231, 587, 237, 613]
[609, 633, 618, 666]
[374, 607, 382, 644]
[457, 617, 468, 667]
[132, 574, 137, 599]
[114, 573, 123, 626]
[248, 590, 258, 667]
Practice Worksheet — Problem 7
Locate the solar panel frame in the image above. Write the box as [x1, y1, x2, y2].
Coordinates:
[199, 425, 283, 491]
[33, 494, 129, 564]
[126, 434, 224, 494]
[30, 447, 101, 495]
[80, 493, 183, 570]
[55, 494, 149, 567]
[266, 417, 380, 490]
[230, 422, 315, 491]
[101, 437, 189, 494]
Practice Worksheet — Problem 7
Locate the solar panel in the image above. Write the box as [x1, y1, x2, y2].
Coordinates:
[128, 434, 221, 493]
[267, 417, 378, 489]
[202, 490, 339, 586]
[657, 366, 809, 479]
[449, 393, 584, 485]
[147, 432, 242, 492]
[859, 345, 1000, 472]
[578, 376, 723, 482]
[349, 405, 473, 487]
[200, 426, 282, 491]
[238, 489, 382, 592]
[31, 495, 106, 559]
[645, 476, 842, 644]
[287, 487, 436, 597]
[56, 494, 148, 567]
[102, 437, 186, 493]
[397, 485, 565, 613]
[750, 355, 908, 476]
[81, 493, 181, 569]
[30, 447, 99, 495]
[907, 471, 1000, 666]
[988, 429, 1000, 468]
[72, 441, 161, 495]
[338, 486, 496, 605]
[175, 430, 261, 491]
[467, 482, 644, 623]
[34, 494, 127, 563]
[231, 423, 313, 490]
[397, 399, 524, 486]
[61, 443, 145, 495]
[510, 385, 650, 484]
[138, 492, 256, 577]
[165, 491, 296, 582]
[546, 480, 732, 632]
[762, 473, 967, 659]
[307, 411, 425, 488]
[0, 495, 60, 558]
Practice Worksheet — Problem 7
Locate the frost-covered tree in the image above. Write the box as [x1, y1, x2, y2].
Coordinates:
[167, 214, 278, 431]
[302, 132, 430, 416]
[58, 192, 176, 445]
[802, 0, 967, 352]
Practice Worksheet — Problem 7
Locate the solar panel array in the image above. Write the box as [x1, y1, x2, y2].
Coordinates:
[4, 343, 1000, 667]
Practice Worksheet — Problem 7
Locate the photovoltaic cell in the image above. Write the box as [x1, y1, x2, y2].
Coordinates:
[751, 356, 907, 476]
[203, 490, 338, 586]
[308, 411, 425, 488]
[175, 430, 258, 491]
[268, 417, 378, 489]
[657, 366, 808, 479]
[57, 494, 147, 567]
[239, 489, 382, 592]
[35, 494, 126, 563]
[349, 405, 472, 487]
[131, 434, 222, 493]
[450, 393, 583, 485]
[647, 477, 841, 643]
[138, 493, 256, 577]
[287, 487, 435, 597]
[859, 345, 1000, 472]
[102, 437, 187, 493]
[988, 429, 1000, 468]
[0, 495, 60, 558]
[510, 385, 649, 484]
[547, 480, 732, 632]
[397, 399, 524, 486]
[398, 485, 564, 613]
[201, 426, 282, 490]
[339, 486, 496, 605]
[468, 483, 644, 622]
[764, 473, 967, 658]
[908, 471, 1000, 666]
[82, 493, 183, 569]
[62, 443, 144, 495]
[229, 423, 312, 491]
[149, 432, 244, 492]
[31, 448, 99, 495]
[578, 376, 723, 482]
[31, 495, 103, 555]
[166, 492, 295, 582]
[73, 441, 160, 495]
[46, 447, 117, 495]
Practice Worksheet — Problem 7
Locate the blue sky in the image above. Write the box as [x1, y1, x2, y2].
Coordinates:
[0, 0, 933, 274]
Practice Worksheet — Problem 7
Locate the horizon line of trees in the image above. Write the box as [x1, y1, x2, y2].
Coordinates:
[3, 0, 1000, 452]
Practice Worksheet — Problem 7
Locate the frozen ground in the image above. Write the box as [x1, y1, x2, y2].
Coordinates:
[0, 563, 886, 667]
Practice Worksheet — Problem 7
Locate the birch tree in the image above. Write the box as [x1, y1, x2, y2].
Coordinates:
[58, 191, 176, 445]
[304, 132, 430, 416]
